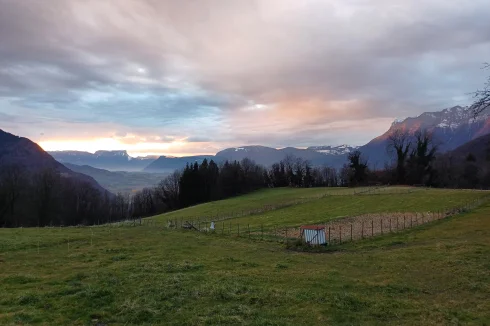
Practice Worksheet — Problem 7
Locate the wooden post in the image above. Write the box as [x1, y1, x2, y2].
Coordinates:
[403, 216, 406, 229]
[411, 215, 413, 228]
[350, 223, 353, 241]
[222, 222, 224, 234]
[371, 220, 374, 237]
[396, 216, 399, 231]
[361, 222, 364, 239]
[328, 227, 331, 243]
[389, 218, 392, 232]
[381, 218, 383, 235]
[229, 222, 231, 234]
[285, 227, 288, 245]
[339, 226, 342, 243]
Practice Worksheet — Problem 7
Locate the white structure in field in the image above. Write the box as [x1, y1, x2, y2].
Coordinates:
[300, 225, 326, 245]
[210, 221, 215, 230]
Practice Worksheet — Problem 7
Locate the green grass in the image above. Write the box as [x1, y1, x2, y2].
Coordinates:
[153, 187, 351, 221]
[1, 188, 489, 325]
[154, 187, 488, 229]
[153, 186, 420, 222]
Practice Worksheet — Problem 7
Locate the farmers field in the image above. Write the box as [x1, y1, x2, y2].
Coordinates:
[1, 187, 489, 325]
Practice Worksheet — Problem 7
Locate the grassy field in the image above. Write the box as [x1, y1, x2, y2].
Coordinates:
[154, 187, 488, 229]
[1, 188, 489, 325]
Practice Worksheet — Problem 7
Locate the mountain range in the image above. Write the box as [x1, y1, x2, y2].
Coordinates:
[0, 129, 108, 194]
[144, 155, 217, 173]
[359, 105, 490, 168]
[43, 105, 490, 172]
[307, 145, 359, 155]
[49, 150, 157, 172]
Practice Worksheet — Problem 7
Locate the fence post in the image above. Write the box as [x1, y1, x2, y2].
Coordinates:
[339, 226, 342, 244]
[238, 224, 240, 237]
[222, 222, 224, 234]
[229, 222, 231, 234]
[361, 222, 364, 239]
[328, 227, 331, 243]
[371, 220, 374, 237]
[389, 218, 392, 232]
[381, 218, 383, 235]
[350, 223, 353, 241]
[403, 216, 406, 229]
[396, 216, 399, 231]
[410, 215, 413, 228]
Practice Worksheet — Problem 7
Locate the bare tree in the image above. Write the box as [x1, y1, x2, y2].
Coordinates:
[347, 150, 369, 186]
[155, 170, 181, 210]
[472, 63, 490, 116]
[32, 168, 60, 226]
[407, 131, 438, 185]
[0, 165, 26, 227]
[387, 129, 411, 184]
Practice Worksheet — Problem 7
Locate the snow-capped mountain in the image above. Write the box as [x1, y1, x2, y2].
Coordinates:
[307, 145, 359, 155]
[215, 145, 347, 167]
[359, 106, 490, 167]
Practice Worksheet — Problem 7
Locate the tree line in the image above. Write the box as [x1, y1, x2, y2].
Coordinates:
[1, 129, 489, 227]
[0, 166, 131, 227]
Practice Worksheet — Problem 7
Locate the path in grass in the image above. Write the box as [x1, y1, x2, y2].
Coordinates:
[1, 203, 489, 325]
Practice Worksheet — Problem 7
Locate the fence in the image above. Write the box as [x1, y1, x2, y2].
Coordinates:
[158, 186, 423, 226]
[159, 195, 489, 246]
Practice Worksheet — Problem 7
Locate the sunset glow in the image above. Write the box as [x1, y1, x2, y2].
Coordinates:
[39, 138, 218, 157]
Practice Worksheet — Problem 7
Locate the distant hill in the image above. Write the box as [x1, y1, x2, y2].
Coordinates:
[359, 106, 490, 168]
[64, 163, 169, 193]
[144, 155, 218, 173]
[49, 150, 157, 172]
[0, 129, 108, 194]
[444, 133, 490, 164]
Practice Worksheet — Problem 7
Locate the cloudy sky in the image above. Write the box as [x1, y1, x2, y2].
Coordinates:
[1, 0, 489, 156]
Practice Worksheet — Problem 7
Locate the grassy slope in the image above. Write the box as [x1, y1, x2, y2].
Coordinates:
[152, 187, 350, 221]
[1, 199, 489, 325]
[154, 187, 487, 229]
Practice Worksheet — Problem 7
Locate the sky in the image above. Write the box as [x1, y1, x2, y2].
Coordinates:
[0, 0, 489, 157]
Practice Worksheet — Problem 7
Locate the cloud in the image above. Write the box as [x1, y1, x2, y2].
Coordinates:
[1, 0, 489, 155]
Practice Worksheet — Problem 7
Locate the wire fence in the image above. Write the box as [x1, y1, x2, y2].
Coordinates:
[158, 186, 423, 226]
[3, 192, 488, 256]
[159, 195, 489, 246]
